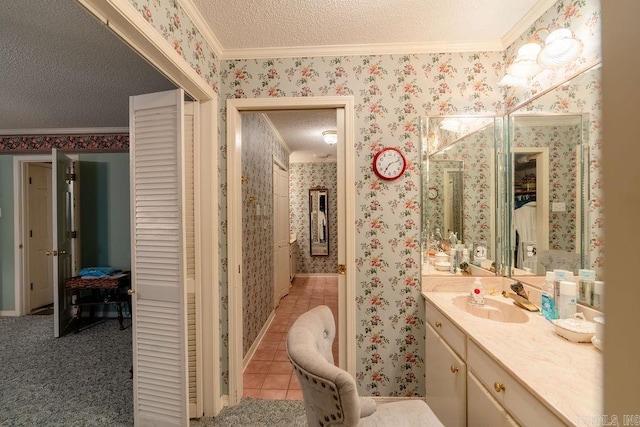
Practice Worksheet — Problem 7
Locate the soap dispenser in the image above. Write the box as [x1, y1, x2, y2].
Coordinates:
[469, 278, 485, 306]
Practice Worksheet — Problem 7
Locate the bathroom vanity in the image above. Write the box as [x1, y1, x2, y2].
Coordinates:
[422, 283, 602, 427]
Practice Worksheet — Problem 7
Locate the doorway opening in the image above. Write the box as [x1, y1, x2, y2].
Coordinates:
[226, 96, 356, 405]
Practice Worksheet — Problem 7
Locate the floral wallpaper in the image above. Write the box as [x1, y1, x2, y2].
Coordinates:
[0, 134, 128, 153]
[241, 113, 289, 355]
[123, 0, 602, 397]
[289, 162, 338, 274]
[128, 0, 219, 93]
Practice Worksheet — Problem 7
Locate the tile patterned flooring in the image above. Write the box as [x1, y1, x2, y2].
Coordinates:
[242, 275, 338, 400]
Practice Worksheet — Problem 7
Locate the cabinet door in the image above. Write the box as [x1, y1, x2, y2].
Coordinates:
[425, 323, 466, 427]
[468, 371, 520, 427]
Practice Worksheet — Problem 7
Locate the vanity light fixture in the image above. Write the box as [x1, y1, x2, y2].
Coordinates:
[499, 27, 582, 87]
[322, 130, 338, 145]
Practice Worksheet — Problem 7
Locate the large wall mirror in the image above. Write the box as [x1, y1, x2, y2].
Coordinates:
[507, 64, 602, 308]
[309, 188, 329, 256]
[421, 63, 602, 311]
[420, 116, 504, 276]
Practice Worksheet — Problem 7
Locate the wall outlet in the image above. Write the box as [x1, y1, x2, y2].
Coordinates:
[552, 202, 566, 212]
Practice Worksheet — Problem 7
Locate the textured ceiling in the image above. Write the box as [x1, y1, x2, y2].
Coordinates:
[0, 0, 177, 132]
[191, 0, 552, 57]
[2, 0, 554, 158]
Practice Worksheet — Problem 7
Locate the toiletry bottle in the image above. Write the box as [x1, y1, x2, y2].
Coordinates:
[578, 269, 596, 305]
[541, 271, 556, 320]
[449, 248, 457, 274]
[593, 281, 605, 309]
[552, 270, 573, 318]
[470, 277, 485, 305]
[557, 280, 577, 319]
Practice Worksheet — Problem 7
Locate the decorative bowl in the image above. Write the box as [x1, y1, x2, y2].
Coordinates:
[551, 317, 596, 343]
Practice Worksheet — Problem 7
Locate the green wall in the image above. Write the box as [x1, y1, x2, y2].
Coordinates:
[0, 156, 15, 312]
[78, 153, 131, 270]
[0, 153, 130, 312]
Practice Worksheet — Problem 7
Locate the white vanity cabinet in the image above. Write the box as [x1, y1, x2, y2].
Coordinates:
[425, 323, 467, 427]
[425, 299, 467, 427]
[466, 341, 564, 427]
[467, 371, 519, 427]
[425, 295, 566, 427]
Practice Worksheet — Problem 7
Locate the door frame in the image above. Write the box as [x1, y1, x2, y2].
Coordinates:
[79, 0, 221, 417]
[226, 96, 356, 405]
[13, 154, 79, 317]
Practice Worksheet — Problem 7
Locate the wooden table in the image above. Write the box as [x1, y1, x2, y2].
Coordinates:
[65, 272, 131, 333]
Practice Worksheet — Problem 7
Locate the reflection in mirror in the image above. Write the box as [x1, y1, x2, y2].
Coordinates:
[421, 116, 501, 276]
[309, 188, 329, 256]
[507, 64, 602, 311]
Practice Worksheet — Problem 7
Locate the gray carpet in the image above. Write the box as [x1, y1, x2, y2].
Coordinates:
[0, 315, 307, 427]
[0, 315, 133, 426]
[190, 398, 307, 427]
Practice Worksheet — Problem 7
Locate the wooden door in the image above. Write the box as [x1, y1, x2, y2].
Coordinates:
[28, 163, 53, 311]
[130, 89, 188, 426]
[52, 149, 74, 337]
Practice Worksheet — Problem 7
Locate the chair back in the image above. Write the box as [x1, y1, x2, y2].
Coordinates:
[287, 305, 361, 426]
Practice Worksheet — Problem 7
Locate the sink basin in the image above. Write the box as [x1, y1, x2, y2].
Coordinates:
[453, 295, 529, 323]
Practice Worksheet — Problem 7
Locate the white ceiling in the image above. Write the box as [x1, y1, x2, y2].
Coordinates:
[2, 0, 555, 159]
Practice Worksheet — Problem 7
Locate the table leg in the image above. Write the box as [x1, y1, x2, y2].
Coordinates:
[116, 302, 125, 330]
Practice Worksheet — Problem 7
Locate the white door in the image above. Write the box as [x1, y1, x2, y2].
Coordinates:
[273, 161, 290, 306]
[130, 89, 188, 426]
[52, 149, 75, 337]
[28, 163, 53, 311]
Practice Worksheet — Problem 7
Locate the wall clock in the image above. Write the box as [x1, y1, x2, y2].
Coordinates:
[373, 147, 407, 181]
[428, 187, 438, 200]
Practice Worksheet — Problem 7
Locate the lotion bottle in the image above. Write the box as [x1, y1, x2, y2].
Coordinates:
[541, 271, 556, 320]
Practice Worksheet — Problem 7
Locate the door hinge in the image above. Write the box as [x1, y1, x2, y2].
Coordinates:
[67, 173, 77, 182]
[70, 230, 77, 239]
[29, 177, 32, 184]
[30, 283, 33, 291]
[30, 230, 33, 237]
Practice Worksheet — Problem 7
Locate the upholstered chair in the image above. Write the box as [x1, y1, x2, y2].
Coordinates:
[287, 305, 443, 426]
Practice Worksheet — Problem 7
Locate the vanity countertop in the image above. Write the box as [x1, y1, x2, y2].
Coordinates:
[423, 291, 602, 426]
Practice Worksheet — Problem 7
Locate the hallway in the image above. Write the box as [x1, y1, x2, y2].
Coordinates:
[242, 276, 339, 400]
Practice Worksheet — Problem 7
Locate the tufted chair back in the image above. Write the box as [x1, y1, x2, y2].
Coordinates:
[287, 305, 444, 427]
[287, 305, 373, 426]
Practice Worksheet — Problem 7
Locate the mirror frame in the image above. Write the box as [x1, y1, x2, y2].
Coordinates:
[309, 187, 329, 256]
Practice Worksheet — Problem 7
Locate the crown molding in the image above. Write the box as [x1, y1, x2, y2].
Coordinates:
[178, 0, 224, 59]
[218, 39, 504, 60]
[260, 113, 291, 154]
[0, 127, 129, 136]
[501, 0, 559, 50]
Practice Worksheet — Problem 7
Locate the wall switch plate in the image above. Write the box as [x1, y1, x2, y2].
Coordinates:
[552, 202, 566, 212]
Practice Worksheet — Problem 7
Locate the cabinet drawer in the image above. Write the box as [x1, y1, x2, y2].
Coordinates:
[467, 341, 564, 427]
[468, 371, 519, 427]
[425, 298, 466, 358]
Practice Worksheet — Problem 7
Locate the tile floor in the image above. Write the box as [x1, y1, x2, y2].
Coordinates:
[242, 275, 339, 400]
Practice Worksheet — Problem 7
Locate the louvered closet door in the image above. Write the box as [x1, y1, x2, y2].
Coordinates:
[130, 89, 188, 426]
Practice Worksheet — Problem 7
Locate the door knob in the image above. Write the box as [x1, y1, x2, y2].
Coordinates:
[46, 250, 51, 256]
[127, 289, 136, 295]
[59, 250, 67, 255]
[337, 264, 346, 275]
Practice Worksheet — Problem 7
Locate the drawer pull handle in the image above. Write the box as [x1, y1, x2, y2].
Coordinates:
[494, 382, 506, 393]
[450, 365, 459, 373]
[435, 321, 442, 328]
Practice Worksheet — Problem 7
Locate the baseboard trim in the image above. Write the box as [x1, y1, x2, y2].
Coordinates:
[294, 273, 339, 278]
[0, 310, 19, 316]
[242, 309, 277, 371]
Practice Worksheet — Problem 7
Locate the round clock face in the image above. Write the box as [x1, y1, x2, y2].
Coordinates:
[428, 187, 438, 200]
[373, 147, 407, 180]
